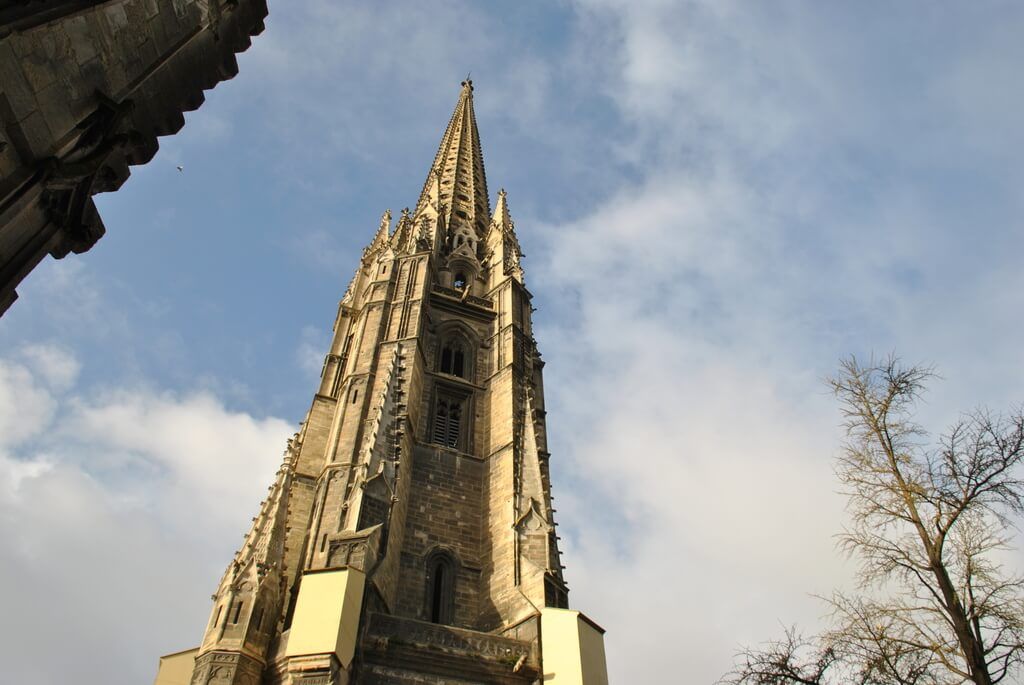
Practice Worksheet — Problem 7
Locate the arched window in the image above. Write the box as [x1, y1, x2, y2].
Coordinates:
[452, 273, 467, 289]
[425, 551, 456, 624]
[439, 339, 466, 378]
[432, 397, 462, 448]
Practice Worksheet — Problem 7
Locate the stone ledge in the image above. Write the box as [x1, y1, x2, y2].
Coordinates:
[359, 612, 539, 684]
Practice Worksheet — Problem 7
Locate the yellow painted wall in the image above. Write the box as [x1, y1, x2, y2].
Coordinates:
[152, 647, 198, 685]
[578, 614, 609, 685]
[285, 568, 366, 667]
[541, 608, 609, 685]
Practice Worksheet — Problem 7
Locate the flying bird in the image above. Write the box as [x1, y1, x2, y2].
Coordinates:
[176, 165, 184, 172]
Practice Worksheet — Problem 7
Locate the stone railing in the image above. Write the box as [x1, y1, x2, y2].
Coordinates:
[431, 285, 494, 310]
[364, 613, 536, 666]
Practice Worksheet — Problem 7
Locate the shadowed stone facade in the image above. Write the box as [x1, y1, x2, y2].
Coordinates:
[156, 81, 607, 685]
[0, 0, 268, 316]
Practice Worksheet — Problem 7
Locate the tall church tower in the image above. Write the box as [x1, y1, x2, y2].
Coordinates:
[156, 81, 608, 685]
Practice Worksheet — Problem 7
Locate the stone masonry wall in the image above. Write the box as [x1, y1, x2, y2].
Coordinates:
[395, 444, 485, 627]
[0, 0, 268, 315]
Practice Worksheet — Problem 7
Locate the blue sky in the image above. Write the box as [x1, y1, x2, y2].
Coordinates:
[2, 2, 1024, 683]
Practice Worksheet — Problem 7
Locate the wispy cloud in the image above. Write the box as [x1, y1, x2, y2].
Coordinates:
[527, 2, 1024, 680]
[295, 323, 329, 381]
[0, 347, 292, 683]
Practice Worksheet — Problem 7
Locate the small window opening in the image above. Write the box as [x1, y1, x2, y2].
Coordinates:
[426, 552, 456, 625]
[440, 341, 466, 378]
[351, 388, 359, 404]
[545, 576, 569, 609]
[253, 605, 264, 631]
[432, 398, 462, 448]
[320, 534, 328, 552]
[380, 264, 387, 274]
[453, 273, 467, 289]
[213, 605, 223, 627]
[431, 565, 446, 622]
[231, 601, 243, 624]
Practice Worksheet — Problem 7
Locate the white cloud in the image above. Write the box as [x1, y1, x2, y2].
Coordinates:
[525, 4, 1024, 682]
[238, 1, 495, 167]
[0, 454, 53, 500]
[18, 343, 81, 390]
[0, 347, 292, 684]
[0, 357, 58, 448]
[295, 324, 329, 382]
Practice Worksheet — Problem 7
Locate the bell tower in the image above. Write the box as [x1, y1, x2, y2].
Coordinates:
[156, 81, 609, 685]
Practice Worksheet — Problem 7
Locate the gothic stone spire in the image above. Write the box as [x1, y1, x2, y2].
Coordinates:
[414, 79, 491, 242]
[167, 81, 607, 685]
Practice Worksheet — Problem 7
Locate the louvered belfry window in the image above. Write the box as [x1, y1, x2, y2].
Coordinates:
[432, 397, 462, 448]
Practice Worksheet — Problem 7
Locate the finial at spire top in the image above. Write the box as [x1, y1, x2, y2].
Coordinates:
[461, 74, 473, 91]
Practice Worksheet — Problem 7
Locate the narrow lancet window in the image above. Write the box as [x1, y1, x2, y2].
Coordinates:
[425, 551, 456, 625]
[430, 565, 446, 622]
[439, 339, 467, 378]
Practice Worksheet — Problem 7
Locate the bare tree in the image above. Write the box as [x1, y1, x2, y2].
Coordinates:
[727, 627, 837, 685]
[724, 357, 1024, 685]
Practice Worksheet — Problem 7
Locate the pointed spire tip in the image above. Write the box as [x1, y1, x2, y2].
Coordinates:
[413, 75, 489, 226]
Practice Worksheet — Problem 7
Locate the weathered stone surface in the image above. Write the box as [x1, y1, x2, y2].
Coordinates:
[0, 0, 268, 317]
[357, 613, 538, 684]
[190, 650, 263, 685]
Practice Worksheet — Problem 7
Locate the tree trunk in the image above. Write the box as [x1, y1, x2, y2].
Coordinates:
[929, 558, 991, 685]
